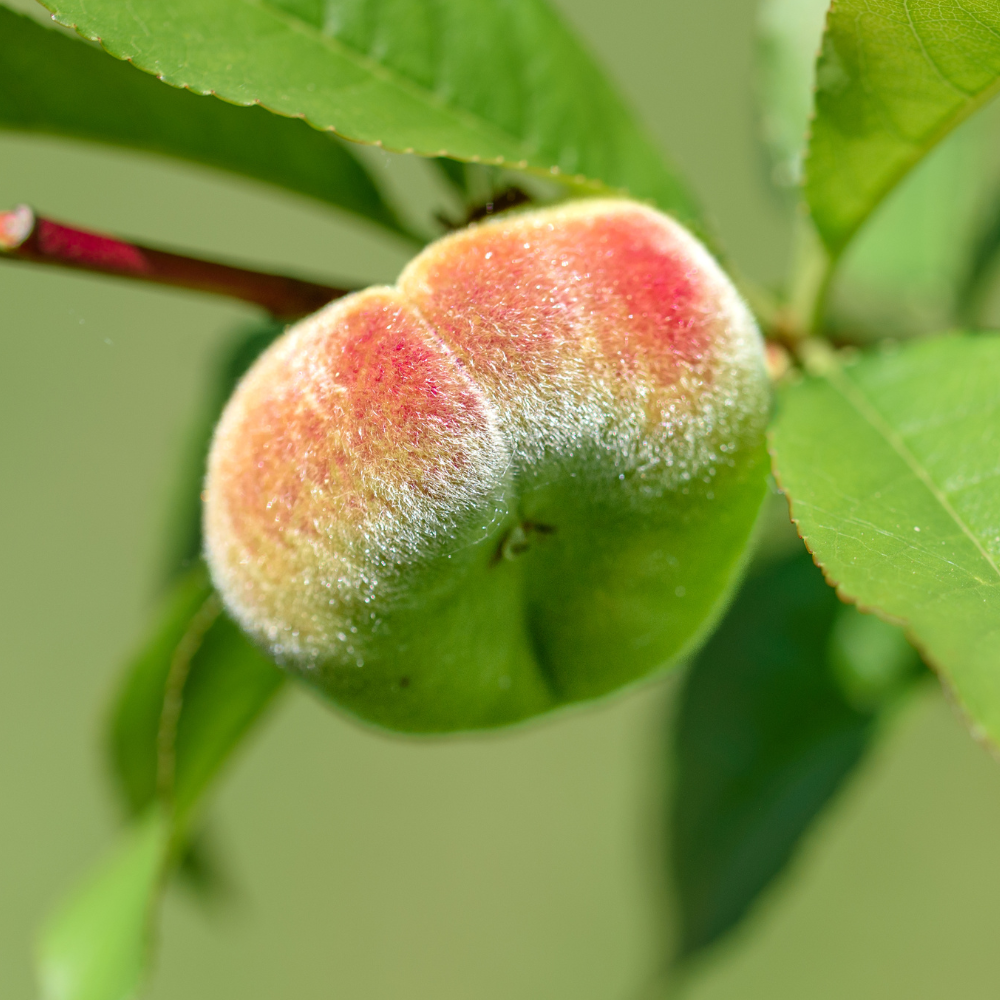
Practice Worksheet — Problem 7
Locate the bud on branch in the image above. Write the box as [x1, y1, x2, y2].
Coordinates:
[0, 205, 351, 319]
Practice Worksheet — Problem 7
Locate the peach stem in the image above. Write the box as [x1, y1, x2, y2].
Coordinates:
[0, 204, 351, 319]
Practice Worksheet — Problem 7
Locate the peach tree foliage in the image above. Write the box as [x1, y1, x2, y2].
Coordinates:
[2, 0, 1000, 996]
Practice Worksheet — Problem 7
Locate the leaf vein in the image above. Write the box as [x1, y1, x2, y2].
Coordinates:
[824, 364, 1000, 583]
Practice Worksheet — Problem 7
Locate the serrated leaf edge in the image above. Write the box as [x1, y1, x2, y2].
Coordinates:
[39, 0, 628, 198]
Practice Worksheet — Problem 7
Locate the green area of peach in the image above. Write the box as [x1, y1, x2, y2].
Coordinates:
[292, 438, 770, 733]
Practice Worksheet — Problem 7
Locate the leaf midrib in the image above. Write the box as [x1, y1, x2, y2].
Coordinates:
[823, 361, 1000, 583]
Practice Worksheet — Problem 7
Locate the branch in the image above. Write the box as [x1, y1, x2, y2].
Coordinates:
[0, 205, 351, 319]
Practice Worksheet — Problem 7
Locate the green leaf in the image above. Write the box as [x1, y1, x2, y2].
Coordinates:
[36, 0, 700, 226]
[168, 591, 286, 821]
[51, 565, 283, 996]
[0, 5, 412, 239]
[108, 562, 284, 827]
[756, 0, 829, 189]
[42, 317, 287, 997]
[757, 2, 1000, 337]
[671, 549, 919, 963]
[108, 569, 215, 818]
[38, 810, 169, 1000]
[806, 0, 1000, 256]
[770, 334, 1000, 745]
[829, 603, 921, 711]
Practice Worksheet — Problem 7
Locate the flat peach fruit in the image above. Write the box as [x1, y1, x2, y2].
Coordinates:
[203, 199, 770, 731]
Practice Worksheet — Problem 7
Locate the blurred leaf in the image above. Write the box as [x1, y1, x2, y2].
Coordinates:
[434, 157, 471, 198]
[671, 549, 918, 963]
[37, 0, 701, 227]
[771, 334, 1000, 746]
[829, 110, 991, 340]
[829, 604, 920, 711]
[168, 593, 285, 822]
[40, 313, 287, 996]
[108, 562, 284, 827]
[957, 171, 1000, 327]
[174, 826, 237, 907]
[108, 568, 216, 817]
[138, 318, 285, 904]
[0, 5, 413, 240]
[38, 810, 169, 1000]
[756, 0, 829, 189]
[46, 565, 284, 997]
[806, 0, 1000, 256]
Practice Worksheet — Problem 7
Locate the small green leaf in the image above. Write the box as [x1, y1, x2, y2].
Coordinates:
[756, 0, 829, 189]
[671, 550, 899, 963]
[108, 563, 284, 827]
[0, 5, 412, 239]
[36, 0, 700, 225]
[108, 568, 215, 817]
[771, 334, 1000, 745]
[68, 566, 282, 996]
[956, 159, 1000, 328]
[806, 0, 1000, 256]
[829, 604, 919, 711]
[433, 157, 472, 198]
[47, 318, 287, 998]
[173, 826, 237, 906]
[38, 810, 169, 1000]
[168, 596, 286, 822]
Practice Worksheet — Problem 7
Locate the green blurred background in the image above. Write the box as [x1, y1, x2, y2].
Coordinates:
[4, 0, 1000, 997]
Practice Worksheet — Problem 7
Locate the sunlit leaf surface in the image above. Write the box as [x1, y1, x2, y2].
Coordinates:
[771, 335, 1000, 744]
[0, 5, 411, 238]
[807, 0, 1000, 255]
[37, 0, 700, 224]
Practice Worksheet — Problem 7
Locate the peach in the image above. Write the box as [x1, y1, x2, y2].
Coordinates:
[203, 199, 770, 731]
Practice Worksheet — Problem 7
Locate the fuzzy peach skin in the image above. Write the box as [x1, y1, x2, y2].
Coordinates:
[204, 199, 770, 732]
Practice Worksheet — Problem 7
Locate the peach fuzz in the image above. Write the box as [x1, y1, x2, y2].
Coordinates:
[204, 199, 770, 732]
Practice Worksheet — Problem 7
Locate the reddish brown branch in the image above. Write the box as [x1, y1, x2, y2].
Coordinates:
[0, 205, 351, 319]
